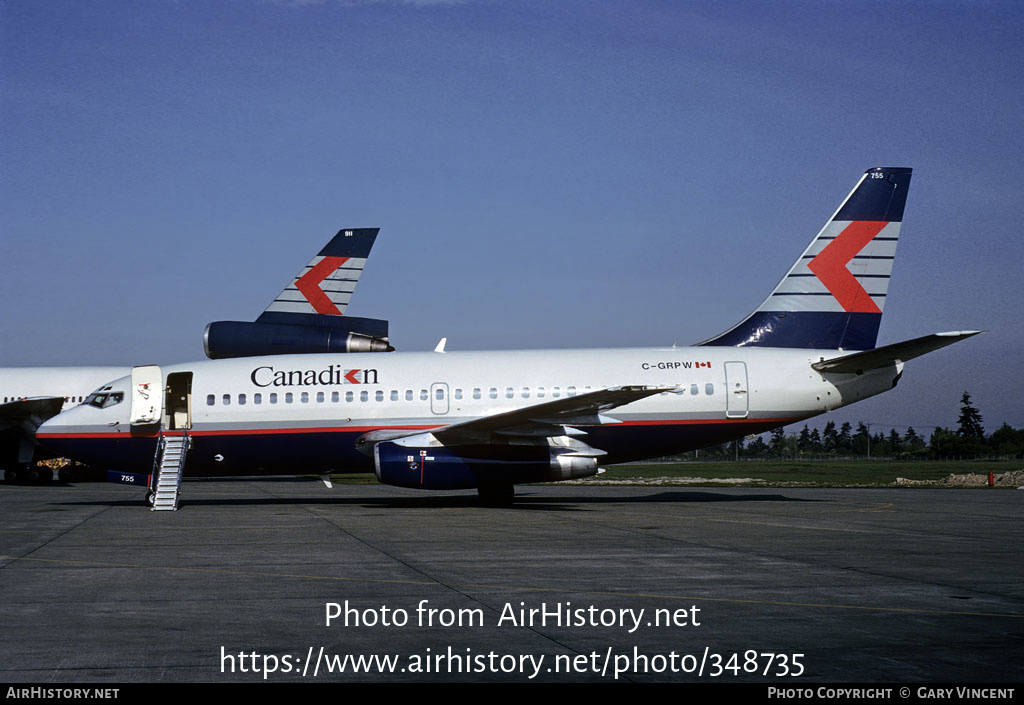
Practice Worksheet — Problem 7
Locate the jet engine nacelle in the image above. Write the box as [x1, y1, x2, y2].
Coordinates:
[203, 318, 392, 359]
[373, 441, 599, 490]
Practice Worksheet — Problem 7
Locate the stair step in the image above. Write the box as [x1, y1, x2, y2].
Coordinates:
[151, 432, 189, 512]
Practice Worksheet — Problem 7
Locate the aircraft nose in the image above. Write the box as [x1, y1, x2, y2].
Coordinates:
[37, 407, 80, 439]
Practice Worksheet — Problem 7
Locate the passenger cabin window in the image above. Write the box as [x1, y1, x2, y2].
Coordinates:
[332, 391, 340, 402]
[222, 394, 231, 406]
[239, 393, 247, 405]
[705, 383, 714, 395]
[254, 393, 262, 405]
[206, 394, 215, 406]
[505, 387, 514, 399]
[391, 390, 399, 401]
[361, 391, 369, 402]
[454, 389, 463, 400]
[420, 390, 428, 401]
[317, 391, 325, 403]
[690, 384, 699, 395]
[270, 393, 278, 404]
[405, 390, 413, 401]
[301, 392, 309, 403]
[285, 392, 293, 403]
[489, 388, 498, 399]
[473, 388, 481, 400]
[376, 390, 384, 402]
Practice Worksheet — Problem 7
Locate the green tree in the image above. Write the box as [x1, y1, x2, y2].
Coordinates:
[746, 435, 768, 457]
[930, 426, 961, 455]
[956, 392, 985, 449]
[904, 427, 925, 453]
[854, 422, 871, 456]
[769, 427, 786, 457]
[988, 423, 1024, 457]
[823, 421, 838, 453]
[809, 427, 822, 452]
[838, 422, 853, 453]
[888, 429, 902, 455]
[797, 425, 812, 454]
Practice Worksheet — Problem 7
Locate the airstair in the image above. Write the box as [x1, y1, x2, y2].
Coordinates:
[150, 432, 189, 511]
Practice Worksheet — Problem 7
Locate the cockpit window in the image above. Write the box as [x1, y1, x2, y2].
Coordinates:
[85, 391, 125, 409]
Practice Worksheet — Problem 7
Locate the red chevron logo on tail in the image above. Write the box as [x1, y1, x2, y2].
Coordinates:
[295, 256, 350, 315]
[807, 221, 886, 313]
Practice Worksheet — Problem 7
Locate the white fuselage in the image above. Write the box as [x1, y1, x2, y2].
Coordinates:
[0, 367, 128, 410]
[36, 346, 901, 477]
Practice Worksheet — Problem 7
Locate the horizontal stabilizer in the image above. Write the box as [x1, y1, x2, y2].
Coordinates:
[811, 331, 982, 374]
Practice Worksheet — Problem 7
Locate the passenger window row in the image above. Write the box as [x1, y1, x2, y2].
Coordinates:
[2, 396, 86, 404]
[203, 382, 713, 407]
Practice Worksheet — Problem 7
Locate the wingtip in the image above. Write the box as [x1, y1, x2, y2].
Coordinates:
[936, 330, 984, 338]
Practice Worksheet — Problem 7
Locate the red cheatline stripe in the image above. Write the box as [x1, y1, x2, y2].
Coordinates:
[36, 417, 804, 440]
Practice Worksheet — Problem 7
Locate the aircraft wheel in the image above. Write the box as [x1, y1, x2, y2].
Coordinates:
[3, 468, 18, 483]
[478, 483, 515, 507]
[145, 491, 155, 507]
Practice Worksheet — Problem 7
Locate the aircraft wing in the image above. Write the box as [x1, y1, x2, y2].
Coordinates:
[811, 331, 982, 374]
[431, 385, 672, 444]
[359, 385, 672, 449]
[0, 397, 66, 431]
[1, 397, 67, 463]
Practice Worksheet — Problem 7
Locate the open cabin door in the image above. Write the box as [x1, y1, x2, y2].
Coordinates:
[165, 372, 193, 430]
[130, 365, 162, 426]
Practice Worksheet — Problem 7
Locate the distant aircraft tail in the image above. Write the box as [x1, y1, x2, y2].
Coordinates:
[204, 227, 392, 358]
[259, 227, 379, 321]
[699, 166, 912, 350]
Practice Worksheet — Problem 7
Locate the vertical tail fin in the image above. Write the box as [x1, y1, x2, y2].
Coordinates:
[258, 227, 379, 323]
[699, 166, 912, 350]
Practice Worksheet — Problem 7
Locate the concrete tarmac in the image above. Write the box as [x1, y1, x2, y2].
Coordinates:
[1, 479, 1022, 683]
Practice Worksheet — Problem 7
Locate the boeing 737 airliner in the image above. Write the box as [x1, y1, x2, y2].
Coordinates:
[36, 167, 979, 508]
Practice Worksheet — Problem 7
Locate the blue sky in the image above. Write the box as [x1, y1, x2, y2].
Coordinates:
[2, 0, 1022, 434]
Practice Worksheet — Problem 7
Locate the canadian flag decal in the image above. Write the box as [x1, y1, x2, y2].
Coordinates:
[807, 221, 886, 313]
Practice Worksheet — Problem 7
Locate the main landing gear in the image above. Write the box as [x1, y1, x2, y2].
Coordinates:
[3, 464, 52, 484]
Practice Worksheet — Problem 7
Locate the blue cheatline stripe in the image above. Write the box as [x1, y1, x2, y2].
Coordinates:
[698, 311, 882, 350]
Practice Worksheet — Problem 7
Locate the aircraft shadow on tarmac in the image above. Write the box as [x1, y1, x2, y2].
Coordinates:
[46, 484, 823, 511]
